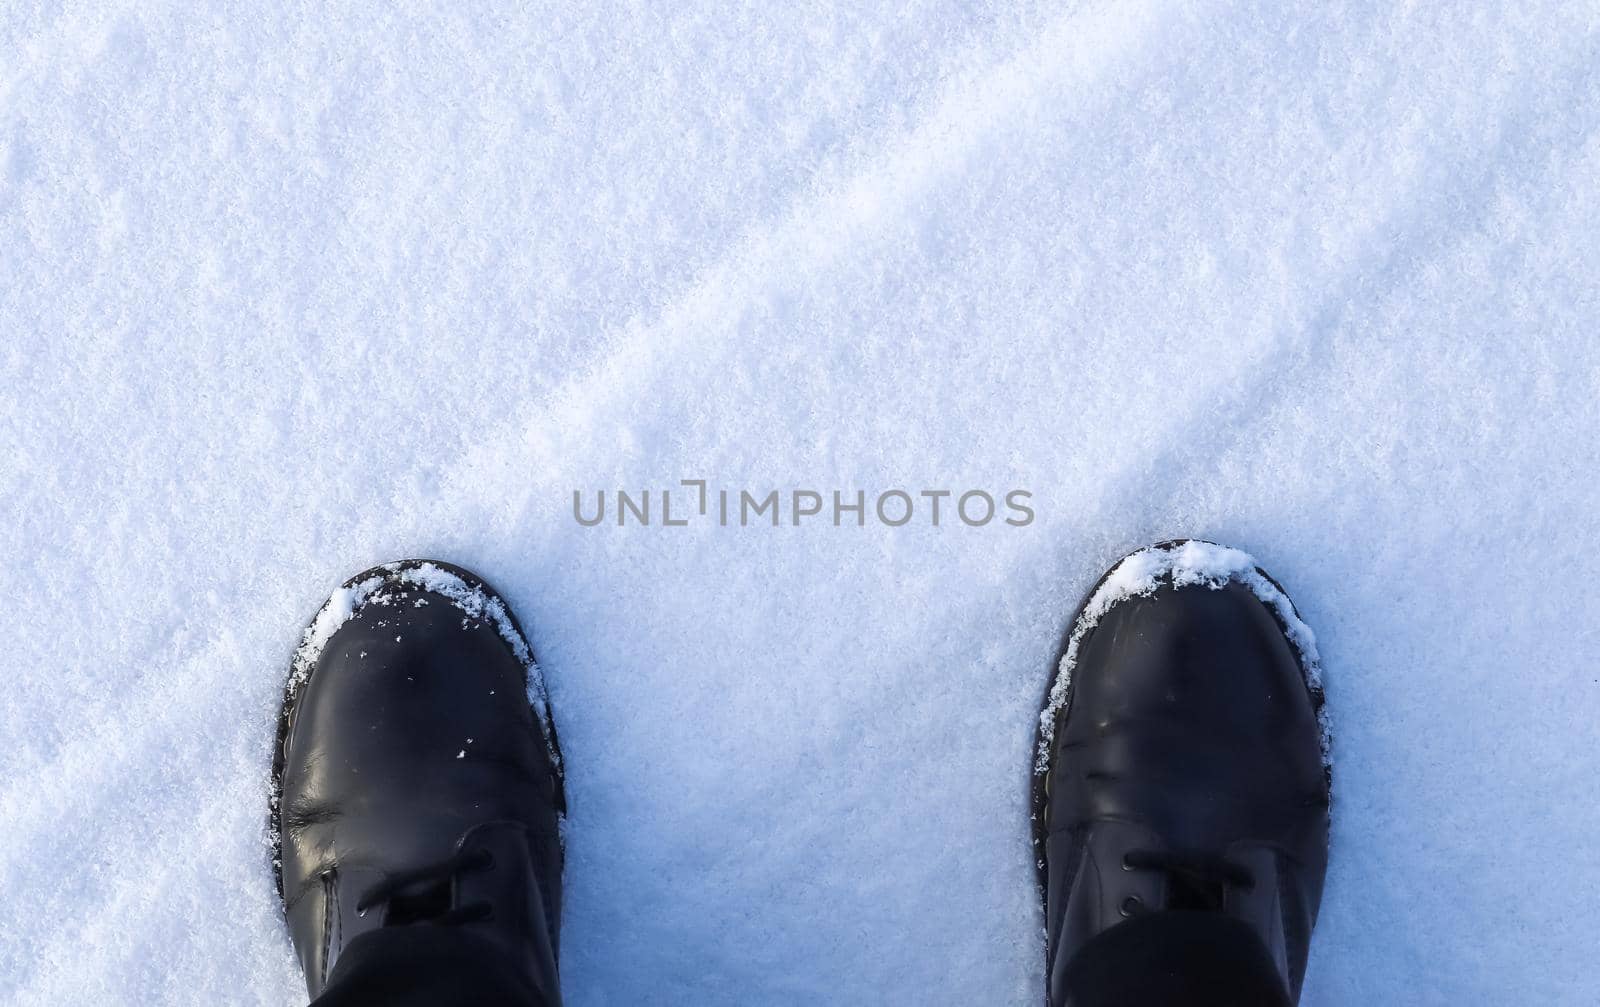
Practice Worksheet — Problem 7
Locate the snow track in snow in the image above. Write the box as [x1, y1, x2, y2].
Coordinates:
[4, 2, 1600, 1003]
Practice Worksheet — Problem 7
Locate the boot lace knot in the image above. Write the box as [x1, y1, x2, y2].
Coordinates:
[354, 847, 495, 926]
[1120, 848, 1254, 914]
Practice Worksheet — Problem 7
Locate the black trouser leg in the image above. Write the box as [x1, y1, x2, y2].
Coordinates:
[309, 925, 556, 1007]
[1056, 911, 1293, 1007]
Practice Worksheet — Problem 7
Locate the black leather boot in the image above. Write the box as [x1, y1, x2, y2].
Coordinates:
[272, 560, 566, 1003]
[1034, 540, 1330, 1005]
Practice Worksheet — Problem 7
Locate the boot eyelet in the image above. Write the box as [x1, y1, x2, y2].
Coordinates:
[1119, 895, 1143, 917]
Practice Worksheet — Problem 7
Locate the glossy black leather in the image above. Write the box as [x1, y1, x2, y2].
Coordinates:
[275, 563, 563, 1002]
[1041, 571, 1329, 1004]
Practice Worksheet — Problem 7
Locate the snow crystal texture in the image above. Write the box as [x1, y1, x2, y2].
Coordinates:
[4, 3, 1600, 1004]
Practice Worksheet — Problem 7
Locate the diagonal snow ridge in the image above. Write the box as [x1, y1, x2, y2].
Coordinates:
[447, 0, 1169, 498]
[7, 2, 1600, 1002]
[0, 0, 1181, 916]
[1035, 540, 1328, 775]
[0, 0, 1185, 879]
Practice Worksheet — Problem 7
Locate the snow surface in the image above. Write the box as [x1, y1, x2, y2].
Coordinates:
[4, 2, 1600, 1003]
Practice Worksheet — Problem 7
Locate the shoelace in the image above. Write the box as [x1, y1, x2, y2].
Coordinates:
[354, 847, 495, 926]
[1120, 849, 1254, 914]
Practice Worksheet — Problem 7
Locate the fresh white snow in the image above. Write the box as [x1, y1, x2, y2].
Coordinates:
[4, 2, 1600, 1004]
